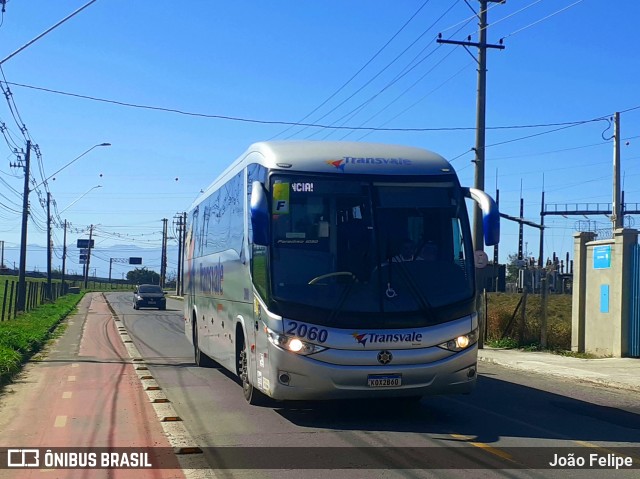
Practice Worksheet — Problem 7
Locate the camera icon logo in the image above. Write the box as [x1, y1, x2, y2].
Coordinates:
[7, 449, 40, 468]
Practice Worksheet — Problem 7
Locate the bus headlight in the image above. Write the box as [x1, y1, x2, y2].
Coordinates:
[288, 338, 304, 352]
[438, 329, 479, 352]
[267, 330, 327, 356]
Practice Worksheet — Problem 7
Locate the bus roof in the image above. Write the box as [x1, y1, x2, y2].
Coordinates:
[191, 141, 455, 210]
[246, 141, 452, 175]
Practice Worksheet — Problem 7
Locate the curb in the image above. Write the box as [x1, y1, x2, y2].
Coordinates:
[477, 353, 640, 393]
[103, 293, 217, 479]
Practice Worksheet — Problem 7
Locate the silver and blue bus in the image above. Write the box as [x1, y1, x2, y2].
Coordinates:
[183, 141, 499, 404]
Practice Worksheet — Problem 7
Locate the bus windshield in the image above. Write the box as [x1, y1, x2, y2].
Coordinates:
[268, 174, 474, 326]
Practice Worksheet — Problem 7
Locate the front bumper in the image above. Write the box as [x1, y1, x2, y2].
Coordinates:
[260, 343, 477, 401]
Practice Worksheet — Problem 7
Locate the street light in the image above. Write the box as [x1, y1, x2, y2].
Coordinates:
[16, 142, 110, 312]
[58, 185, 102, 215]
[32, 143, 110, 191]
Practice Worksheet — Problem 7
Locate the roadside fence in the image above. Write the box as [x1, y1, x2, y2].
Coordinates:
[0, 278, 131, 321]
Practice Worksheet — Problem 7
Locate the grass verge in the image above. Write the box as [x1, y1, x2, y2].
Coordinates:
[484, 293, 601, 358]
[0, 293, 84, 385]
[485, 292, 572, 350]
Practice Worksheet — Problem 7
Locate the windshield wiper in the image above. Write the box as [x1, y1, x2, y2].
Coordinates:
[326, 275, 359, 324]
[389, 259, 434, 321]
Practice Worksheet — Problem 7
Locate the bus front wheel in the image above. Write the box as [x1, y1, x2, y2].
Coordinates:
[238, 336, 269, 406]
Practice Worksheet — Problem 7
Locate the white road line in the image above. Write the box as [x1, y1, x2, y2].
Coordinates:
[54, 416, 67, 428]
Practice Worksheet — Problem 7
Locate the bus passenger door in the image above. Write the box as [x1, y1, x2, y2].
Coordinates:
[252, 299, 271, 395]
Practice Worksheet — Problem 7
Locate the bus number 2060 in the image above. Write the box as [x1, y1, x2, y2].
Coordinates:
[285, 321, 328, 343]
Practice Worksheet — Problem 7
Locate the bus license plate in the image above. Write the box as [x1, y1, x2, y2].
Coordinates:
[367, 374, 401, 388]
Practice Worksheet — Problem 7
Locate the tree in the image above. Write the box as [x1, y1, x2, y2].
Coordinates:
[506, 253, 520, 283]
[126, 267, 160, 285]
[164, 270, 177, 289]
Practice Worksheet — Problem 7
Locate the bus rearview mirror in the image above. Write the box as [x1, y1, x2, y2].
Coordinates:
[463, 187, 500, 246]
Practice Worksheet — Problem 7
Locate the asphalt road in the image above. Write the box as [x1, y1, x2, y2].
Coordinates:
[106, 292, 640, 479]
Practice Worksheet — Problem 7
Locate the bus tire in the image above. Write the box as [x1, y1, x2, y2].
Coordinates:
[193, 316, 217, 368]
[237, 335, 269, 406]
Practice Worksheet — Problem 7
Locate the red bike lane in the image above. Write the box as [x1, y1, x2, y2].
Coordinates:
[0, 293, 186, 479]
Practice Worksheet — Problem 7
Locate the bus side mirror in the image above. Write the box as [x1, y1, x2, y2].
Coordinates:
[250, 181, 270, 246]
[463, 187, 500, 246]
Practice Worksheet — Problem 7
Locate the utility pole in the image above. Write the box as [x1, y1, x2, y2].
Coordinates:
[517, 196, 524, 260]
[438, 0, 505, 251]
[160, 218, 168, 288]
[493, 188, 499, 291]
[539, 190, 545, 267]
[46, 192, 52, 299]
[84, 224, 93, 289]
[612, 112, 622, 229]
[174, 213, 184, 296]
[15, 140, 31, 312]
[61, 220, 67, 291]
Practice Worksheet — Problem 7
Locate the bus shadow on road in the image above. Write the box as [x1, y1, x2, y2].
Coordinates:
[273, 374, 640, 446]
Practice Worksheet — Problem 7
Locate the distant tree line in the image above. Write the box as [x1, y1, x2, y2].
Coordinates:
[126, 267, 160, 285]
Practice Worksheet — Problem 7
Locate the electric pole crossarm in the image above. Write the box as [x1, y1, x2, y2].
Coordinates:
[500, 213, 543, 230]
[436, 39, 505, 50]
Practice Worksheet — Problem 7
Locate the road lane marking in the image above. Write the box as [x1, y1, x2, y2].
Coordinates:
[574, 440, 640, 465]
[67, 375, 76, 382]
[62, 392, 72, 399]
[451, 389, 640, 465]
[54, 416, 67, 428]
[449, 433, 517, 464]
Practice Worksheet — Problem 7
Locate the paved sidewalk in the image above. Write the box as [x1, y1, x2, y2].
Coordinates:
[478, 347, 640, 392]
[0, 293, 185, 478]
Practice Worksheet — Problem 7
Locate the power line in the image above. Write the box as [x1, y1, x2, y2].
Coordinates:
[354, 62, 473, 142]
[475, 0, 544, 35]
[339, 51, 464, 141]
[485, 118, 609, 148]
[319, 47, 456, 140]
[500, 0, 585, 41]
[4, 80, 639, 139]
[299, 1, 460, 140]
[0, 0, 101, 66]
[270, 0, 436, 140]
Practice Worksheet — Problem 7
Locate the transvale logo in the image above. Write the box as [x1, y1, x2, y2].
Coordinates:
[352, 332, 368, 347]
[352, 331, 423, 347]
[326, 159, 346, 171]
[326, 156, 413, 172]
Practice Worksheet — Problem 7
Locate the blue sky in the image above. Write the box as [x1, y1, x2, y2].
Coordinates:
[0, 0, 639, 278]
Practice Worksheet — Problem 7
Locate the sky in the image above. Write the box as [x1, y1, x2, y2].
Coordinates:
[0, 0, 639, 279]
